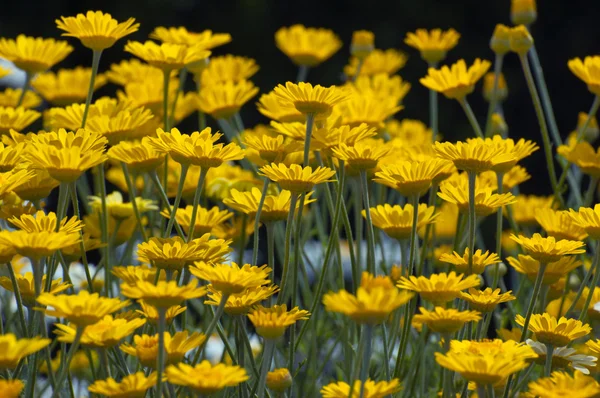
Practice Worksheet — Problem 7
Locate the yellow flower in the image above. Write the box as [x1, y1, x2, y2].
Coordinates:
[439, 248, 500, 275]
[0, 272, 70, 306]
[0, 380, 24, 398]
[311, 123, 377, 155]
[106, 59, 167, 86]
[331, 139, 391, 171]
[344, 49, 408, 77]
[247, 304, 310, 339]
[0, 35, 72, 74]
[275, 24, 341, 67]
[88, 372, 158, 398]
[420, 59, 491, 99]
[259, 163, 335, 193]
[120, 280, 207, 308]
[0, 334, 50, 369]
[460, 288, 516, 312]
[136, 237, 214, 270]
[189, 261, 270, 295]
[136, 301, 186, 326]
[112, 265, 161, 286]
[223, 187, 313, 223]
[266, 368, 293, 393]
[89, 191, 156, 221]
[273, 82, 348, 118]
[508, 25, 534, 55]
[0, 229, 80, 260]
[374, 159, 454, 197]
[335, 94, 402, 130]
[166, 361, 249, 394]
[37, 290, 129, 326]
[9, 210, 82, 235]
[532, 208, 588, 241]
[350, 30, 375, 59]
[349, 74, 411, 104]
[507, 254, 581, 285]
[323, 272, 413, 325]
[121, 331, 206, 368]
[320, 379, 402, 398]
[32, 67, 107, 106]
[510, 233, 585, 263]
[515, 313, 591, 346]
[568, 204, 600, 239]
[107, 138, 165, 173]
[55, 315, 145, 348]
[160, 205, 232, 237]
[125, 40, 210, 72]
[386, 119, 433, 145]
[486, 135, 539, 173]
[527, 371, 600, 398]
[396, 271, 481, 305]
[196, 79, 259, 120]
[150, 26, 231, 50]
[558, 141, 600, 177]
[511, 0, 537, 25]
[438, 179, 516, 217]
[502, 165, 531, 190]
[199, 54, 259, 85]
[483, 72, 508, 103]
[205, 285, 279, 315]
[413, 306, 481, 334]
[363, 203, 437, 241]
[0, 88, 41, 109]
[257, 91, 305, 123]
[433, 138, 506, 172]
[509, 195, 555, 227]
[0, 142, 24, 172]
[0, 106, 41, 135]
[0, 66, 11, 79]
[243, 129, 303, 164]
[405, 28, 460, 64]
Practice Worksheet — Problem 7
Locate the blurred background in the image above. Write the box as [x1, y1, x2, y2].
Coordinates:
[1, 0, 599, 195]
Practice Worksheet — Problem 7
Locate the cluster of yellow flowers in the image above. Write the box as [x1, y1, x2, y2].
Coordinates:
[0, 1, 599, 397]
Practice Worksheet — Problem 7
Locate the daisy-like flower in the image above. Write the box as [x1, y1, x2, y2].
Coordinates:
[150, 26, 231, 50]
[37, 290, 129, 326]
[223, 188, 313, 223]
[31, 67, 107, 106]
[331, 139, 391, 170]
[196, 79, 259, 120]
[0, 169, 35, 200]
[9, 210, 82, 235]
[136, 301, 187, 326]
[200, 55, 259, 85]
[320, 379, 402, 398]
[112, 265, 162, 286]
[568, 204, 600, 240]
[509, 194, 555, 227]
[0, 380, 23, 398]
[533, 208, 588, 241]
[396, 271, 481, 305]
[116, 78, 177, 114]
[502, 165, 531, 190]
[387, 119, 434, 145]
[275, 24, 341, 67]
[528, 340, 597, 375]
[89, 191, 157, 221]
[349, 30, 375, 60]
[121, 280, 207, 308]
[0, 35, 72, 74]
[189, 261, 270, 295]
[243, 130, 304, 164]
[568, 56, 600, 96]
[349, 74, 411, 104]
[257, 91, 305, 123]
[516, 313, 591, 346]
[363, 203, 437, 241]
[88, 372, 158, 398]
[404, 28, 460, 64]
[0, 273, 70, 306]
[160, 205, 232, 237]
[507, 255, 581, 286]
[0, 106, 41, 135]
[413, 307, 481, 334]
[56, 11, 139, 51]
[0, 229, 80, 260]
[55, 315, 146, 348]
[460, 288, 516, 312]
[0, 334, 51, 369]
[121, 331, 206, 368]
[558, 141, 600, 178]
[439, 248, 500, 275]
[486, 135, 539, 173]
[438, 183, 516, 217]
[433, 138, 505, 173]
[106, 59, 167, 86]
[247, 304, 310, 339]
[0, 88, 41, 109]
[335, 94, 402, 130]
[273, 82, 348, 118]
[528, 371, 600, 397]
[166, 361, 249, 394]
[344, 49, 408, 77]
[0, 142, 24, 172]
[137, 237, 215, 270]
[107, 137, 165, 173]
[374, 159, 451, 197]
[266, 368, 293, 392]
[420, 59, 491, 99]
[205, 285, 279, 315]
[510, 233, 585, 264]
[311, 123, 378, 155]
[125, 41, 210, 72]
[323, 272, 414, 325]
[259, 163, 335, 193]
[508, 25, 534, 55]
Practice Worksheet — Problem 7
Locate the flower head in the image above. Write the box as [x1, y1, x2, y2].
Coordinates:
[507, 254, 581, 285]
[266, 368, 293, 392]
[510, 233, 585, 263]
[165, 361, 249, 394]
[55, 315, 145, 348]
[511, 0, 537, 25]
[200, 55, 259, 85]
[491, 24, 512, 55]
[150, 26, 231, 50]
[120, 280, 207, 308]
[160, 205, 233, 237]
[0, 35, 72, 74]
[396, 271, 480, 305]
[439, 248, 500, 275]
[349, 74, 411, 104]
[568, 204, 600, 240]
[190, 262, 270, 295]
[527, 371, 600, 398]
[405, 28, 460, 64]
[137, 236, 222, 271]
[374, 159, 451, 197]
[433, 138, 506, 173]
[420, 59, 491, 99]
[259, 163, 335, 193]
[0, 88, 41, 109]
[413, 307, 481, 334]
[37, 290, 129, 326]
[0, 272, 70, 306]
[363, 203, 437, 241]
[107, 138, 165, 173]
[534, 208, 588, 241]
[320, 379, 402, 398]
[0, 334, 50, 369]
[508, 25, 534, 55]
[121, 331, 206, 368]
[205, 284, 279, 315]
[273, 82, 348, 118]
[569, 56, 600, 96]
[196, 80, 259, 120]
[350, 30, 375, 59]
[136, 301, 186, 326]
[460, 288, 516, 312]
[247, 304, 310, 339]
[257, 91, 304, 123]
[332, 139, 391, 171]
[32, 67, 107, 106]
[275, 24, 341, 67]
[0, 380, 23, 398]
[528, 339, 597, 375]
[125, 41, 210, 72]
[0, 106, 41, 135]
[516, 313, 591, 346]
[334, 94, 401, 130]
[223, 188, 313, 223]
[344, 49, 407, 77]
[88, 372, 157, 398]
[243, 130, 304, 164]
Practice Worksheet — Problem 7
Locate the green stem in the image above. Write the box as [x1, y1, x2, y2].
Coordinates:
[6, 262, 27, 336]
[191, 293, 229, 365]
[196, 80, 207, 130]
[169, 68, 188, 126]
[296, 66, 309, 83]
[357, 325, 373, 398]
[429, 91, 438, 142]
[121, 164, 149, 242]
[186, 168, 208, 242]
[303, 113, 314, 166]
[164, 163, 189, 238]
[492, 172, 504, 289]
[276, 195, 298, 305]
[81, 50, 102, 129]
[156, 308, 167, 397]
[360, 170, 376, 275]
[579, 240, 600, 323]
[584, 177, 598, 208]
[51, 326, 84, 398]
[149, 172, 186, 239]
[97, 166, 111, 296]
[484, 55, 505, 137]
[442, 335, 452, 398]
[256, 339, 275, 398]
[458, 97, 484, 138]
[467, 171, 477, 275]
[407, 195, 420, 277]
[16, 72, 32, 108]
[69, 182, 94, 292]
[252, 179, 270, 265]
[544, 344, 554, 377]
[163, 70, 171, 131]
[519, 263, 547, 342]
[266, 223, 276, 305]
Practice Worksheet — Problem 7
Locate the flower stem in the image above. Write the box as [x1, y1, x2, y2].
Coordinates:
[252, 179, 270, 265]
[156, 308, 167, 397]
[357, 325, 374, 398]
[492, 172, 504, 289]
[303, 113, 314, 167]
[51, 326, 84, 398]
[16, 72, 31, 107]
[584, 177, 598, 208]
[360, 170, 377, 275]
[467, 171, 477, 275]
[458, 97, 484, 138]
[163, 70, 171, 131]
[81, 50, 102, 129]
[96, 165, 111, 296]
[69, 182, 94, 292]
[407, 194, 420, 277]
[186, 167, 208, 242]
[484, 54, 505, 137]
[276, 195, 298, 305]
[266, 223, 275, 305]
[519, 262, 547, 342]
[164, 163, 189, 238]
[544, 344, 554, 377]
[296, 66, 309, 83]
[196, 80, 207, 130]
[169, 68, 188, 126]
[442, 335, 452, 398]
[579, 240, 600, 322]
[256, 339, 275, 398]
[121, 164, 149, 242]
[192, 293, 229, 365]
[149, 172, 186, 239]
[429, 91, 438, 142]
[6, 262, 27, 336]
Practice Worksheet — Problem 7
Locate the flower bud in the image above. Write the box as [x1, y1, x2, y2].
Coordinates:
[491, 113, 508, 137]
[266, 368, 293, 392]
[351, 30, 375, 60]
[483, 73, 508, 102]
[490, 24, 511, 55]
[511, 0, 537, 26]
[509, 25, 534, 55]
[577, 112, 600, 142]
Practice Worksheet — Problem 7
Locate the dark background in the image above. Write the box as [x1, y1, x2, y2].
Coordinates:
[2, 0, 599, 196]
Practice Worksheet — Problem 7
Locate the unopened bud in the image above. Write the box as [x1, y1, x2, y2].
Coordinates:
[351, 30, 375, 60]
[509, 25, 534, 55]
[483, 72, 508, 102]
[490, 24, 511, 55]
[511, 0, 537, 26]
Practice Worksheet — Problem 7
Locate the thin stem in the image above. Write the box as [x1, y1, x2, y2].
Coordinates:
[121, 164, 149, 242]
[492, 172, 504, 289]
[579, 240, 600, 323]
[429, 90, 438, 142]
[256, 339, 275, 398]
[16, 72, 32, 107]
[196, 80, 207, 130]
[156, 309, 167, 397]
[296, 66, 309, 83]
[584, 177, 598, 207]
[170, 68, 188, 126]
[191, 293, 229, 365]
[407, 195, 420, 277]
[81, 50, 102, 129]
[51, 327, 84, 398]
[442, 336, 452, 398]
[544, 344, 554, 377]
[520, 263, 547, 342]
[149, 172, 186, 239]
[303, 114, 314, 167]
[97, 166, 111, 296]
[484, 55, 505, 137]
[69, 182, 94, 292]
[266, 223, 276, 305]
[357, 325, 374, 398]
[458, 97, 484, 138]
[252, 179, 270, 265]
[6, 263, 27, 336]
[276, 195, 298, 305]
[163, 70, 171, 131]
[467, 171, 477, 275]
[164, 163, 189, 238]
[360, 170, 376, 275]
[186, 168, 209, 242]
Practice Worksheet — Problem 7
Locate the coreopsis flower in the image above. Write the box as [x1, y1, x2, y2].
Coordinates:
[420, 59, 491, 99]
[136, 301, 187, 326]
[243, 129, 303, 163]
[510, 233, 585, 263]
[136, 237, 211, 270]
[259, 163, 335, 193]
[106, 59, 167, 85]
[0, 106, 41, 135]
[190, 262, 270, 295]
[120, 280, 207, 308]
[335, 94, 402, 130]
[273, 82, 348, 119]
[344, 49, 408, 77]
[0, 380, 23, 398]
[205, 285, 279, 315]
[150, 26, 231, 50]
[165, 361, 249, 394]
[320, 379, 402, 398]
[266, 368, 293, 393]
[323, 272, 413, 325]
[0, 88, 41, 109]
[438, 179, 516, 217]
[511, 0, 537, 25]
[527, 371, 600, 398]
[404, 28, 460, 64]
[507, 255, 581, 285]
[0, 228, 80, 260]
[516, 313, 591, 346]
[0, 35, 72, 74]
[275, 24, 341, 67]
[247, 304, 310, 339]
[196, 79, 259, 120]
[0, 273, 70, 306]
[0, 142, 25, 172]
[89, 191, 157, 221]
[88, 372, 158, 398]
[121, 331, 206, 368]
[568, 204, 600, 239]
[490, 24, 512, 55]
[509, 194, 555, 227]
[311, 123, 377, 155]
[107, 138, 165, 173]
[433, 138, 506, 172]
[160, 205, 232, 237]
[374, 159, 451, 197]
[56, 11, 139, 51]
[528, 340, 597, 375]
[25, 128, 108, 182]
[37, 290, 129, 326]
[509, 25, 534, 55]
[0, 334, 50, 369]
[331, 139, 391, 170]
[55, 315, 146, 348]
[386, 119, 434, 145]
[483, 72, 508, 102]
[125, 40, 210, 72]
[223, 188, 313, 223]
[397, 272, 480, 305]
[558, 141, 600, 177]
[460, 288, 516, 312]
[363, 203, 437, 241]
[439, 248, 500, 275]
[533, 208, 588, 241]
[112, 265, 162, 286]
[31, 67, 107, 106]
[502, 165, 531, 189]
[413, 307, 481, 334]
[349, 74, 411, 104]
[257, 91, 305, 123]
[199, 55, 259, 85]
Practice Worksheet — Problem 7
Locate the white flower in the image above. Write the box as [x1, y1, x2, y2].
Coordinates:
[527, 339, 597, 374]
